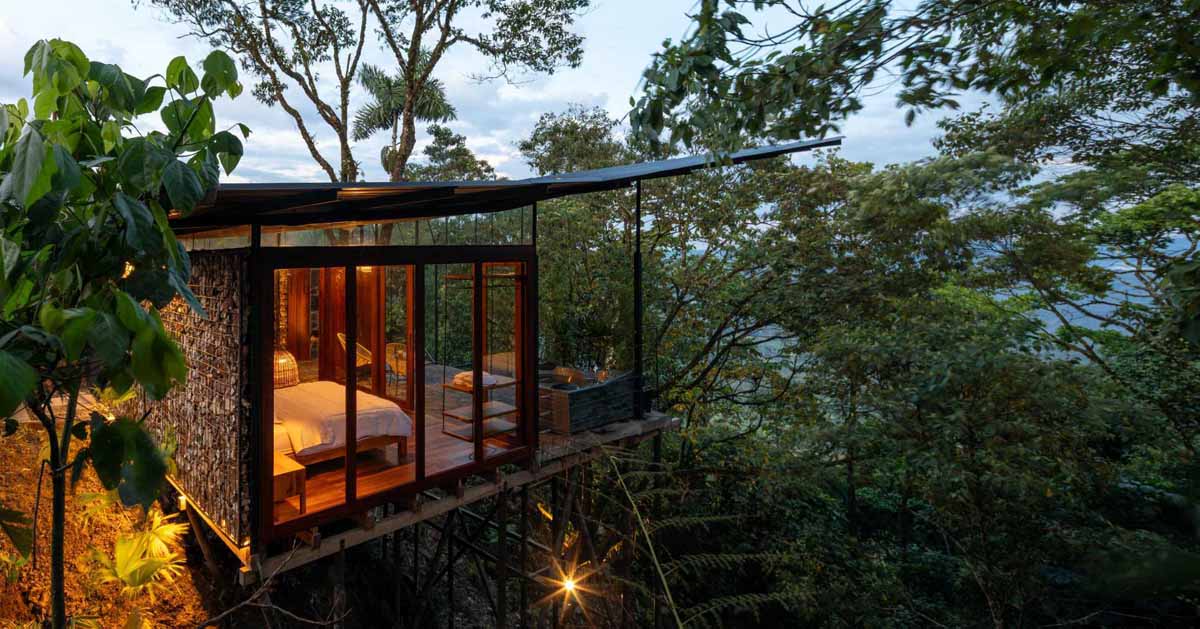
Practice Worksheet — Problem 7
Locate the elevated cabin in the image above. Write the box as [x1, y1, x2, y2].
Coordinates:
[144, 137, 839, 579]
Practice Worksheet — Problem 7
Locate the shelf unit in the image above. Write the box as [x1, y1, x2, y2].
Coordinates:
[437, 264, 525, 443]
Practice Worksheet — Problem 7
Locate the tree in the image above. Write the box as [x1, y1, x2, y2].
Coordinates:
[405, 124, 495, 181]
[353, 59, 457, 178]
[0, 40, 245, 628]
[153, 0, 591, 181]
[630, 0, 1200, 151]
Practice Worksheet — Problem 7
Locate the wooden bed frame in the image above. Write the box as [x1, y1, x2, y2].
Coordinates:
[293, 434, 408, 467]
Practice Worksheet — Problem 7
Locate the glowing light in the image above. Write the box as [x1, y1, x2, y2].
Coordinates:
[562, 578, 576, 593]
[122, 262, 135, 279]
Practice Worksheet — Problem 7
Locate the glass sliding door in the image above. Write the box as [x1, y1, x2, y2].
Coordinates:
[481, 262, 526, 459]
[425, 263, 480, 475]
[354, 264, 417, 500]
[271, 267, 347, 525]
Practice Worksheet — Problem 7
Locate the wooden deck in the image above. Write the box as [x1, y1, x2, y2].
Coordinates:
[248, 411, 677, 584]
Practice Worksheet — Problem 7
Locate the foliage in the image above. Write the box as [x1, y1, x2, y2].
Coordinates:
[353, 59, 457, 175]
[631, 0, 1200, 151]
[405, 125, 496, 181]
[153, 0, 591, 180]
[91, 507, 188, 603]
[0, 39, 244, 628]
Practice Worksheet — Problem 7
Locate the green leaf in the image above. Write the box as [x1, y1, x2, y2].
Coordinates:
[201, 50, 238, 96]
[165, 56, 198, 94]
[0, 124, 55, 208]
[88, 62, 135, 110]
[89, 415, 168, 509]
[0, 503, 32, 557]
[33, 88, 58, 119]
[60, 307, 98, 361]
[102, 120, 121, 153]
[113, 192, 162, 256]
[38, 301, 64, 332]
[160, 99, 194, 135]
[0, 236, 19, 281]
[130, 325, 187, 401]
[162, 159, 203, 214]
[189, 147, 220, 191]
[209, 130, 243, 175]
[0, 351, 37, 418]
[187, 98, 215, 143]
[90, 312, 130, 369]
[136, 86, 166, 116]
[114, 289, 149, 333]
[51, 144, 81, 193]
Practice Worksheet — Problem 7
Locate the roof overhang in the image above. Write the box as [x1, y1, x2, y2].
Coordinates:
[170, 136, 842, 235]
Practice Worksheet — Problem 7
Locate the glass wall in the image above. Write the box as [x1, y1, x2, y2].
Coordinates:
[482, 262, 526, 459]
[425, 263, 479, 475]
[262, 207, 533, 247]
[355, 265, 416, 500]
[267, 252, 533, 533]
[271, 267, 346, 525]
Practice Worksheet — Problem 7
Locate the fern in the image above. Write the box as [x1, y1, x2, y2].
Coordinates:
[662, 551, 798, 577]
[682, 591, 811, 628]
[92, 507, 188, 603]
[644, 514, 745, 536]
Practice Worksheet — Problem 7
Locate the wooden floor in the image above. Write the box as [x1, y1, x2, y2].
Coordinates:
[273, 413, 516, 523]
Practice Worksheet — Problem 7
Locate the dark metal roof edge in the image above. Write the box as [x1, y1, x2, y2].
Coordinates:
[181, 136, 842, 225]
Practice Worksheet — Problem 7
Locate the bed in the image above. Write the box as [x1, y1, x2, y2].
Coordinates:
[273, 380, 412, 466]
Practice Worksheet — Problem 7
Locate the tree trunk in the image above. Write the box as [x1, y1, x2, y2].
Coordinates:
[50, 467, 66, 628]
[390, 102, 418, 181]
[339, 129, 357, 182]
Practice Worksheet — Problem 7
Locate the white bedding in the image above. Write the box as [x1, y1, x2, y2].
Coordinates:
[274, 381, 412, 458]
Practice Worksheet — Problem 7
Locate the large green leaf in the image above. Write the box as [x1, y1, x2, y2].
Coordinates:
[60, 307, 97, 361]
[50, 144, 81, 193]
[165, 56, 198, 94]
[89, 414, 168, 509]
[0, 125, 55, 208]
[209, 130, 243, 175]
[200, 50, 237, 97]
[113, 192, 162, 256]
[130, 325, 187, 400]
[0, 502, 32, 557]
[0, 351, 37, 418]
[136, 86, 166, 116]
[161, 159, 203, 214]
[113, 289, 150, 333]
[88, 61, 135, 110]
[89, 311, 130, 369]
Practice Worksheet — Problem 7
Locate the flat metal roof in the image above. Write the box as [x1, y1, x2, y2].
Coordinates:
[171, 136, 842, 234]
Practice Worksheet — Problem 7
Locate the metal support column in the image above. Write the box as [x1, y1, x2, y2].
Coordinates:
[520, 486, 530, 629]
[448, 517, 455, 629]
[634, 181, 645, 419]
[496, 491, 510, 629]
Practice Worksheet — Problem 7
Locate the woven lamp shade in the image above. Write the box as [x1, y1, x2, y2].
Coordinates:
[274, 349, 299, 388]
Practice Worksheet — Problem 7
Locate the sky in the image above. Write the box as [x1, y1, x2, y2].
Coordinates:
[0, 0, 963, 183]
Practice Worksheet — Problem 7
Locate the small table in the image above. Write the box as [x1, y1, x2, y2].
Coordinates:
[273, 455, 306, 514]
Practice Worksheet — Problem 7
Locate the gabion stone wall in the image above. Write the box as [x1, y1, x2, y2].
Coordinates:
[142, 248, 252, 544]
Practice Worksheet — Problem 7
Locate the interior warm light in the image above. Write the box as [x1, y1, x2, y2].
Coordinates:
[562, 578, 576, 593]
[122, 262, 135, 279]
